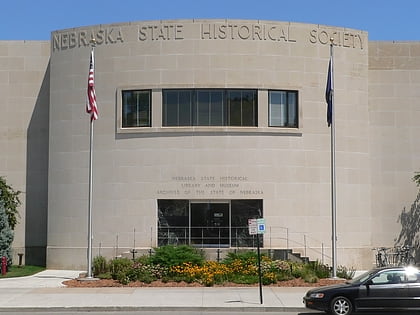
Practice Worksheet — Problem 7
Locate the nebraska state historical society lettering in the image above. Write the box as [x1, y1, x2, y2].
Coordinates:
[52, 22, 364, 52]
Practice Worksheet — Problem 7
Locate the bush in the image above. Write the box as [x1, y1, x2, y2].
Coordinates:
[0, 200, 13, 268]
[306, 260, 330, 279]
[337, 265, 356, 279]
[149, 245, 205, 267]
[222, 250, 259, 265]
[93, 255, 108, 276]
[110, 257, 133, 283]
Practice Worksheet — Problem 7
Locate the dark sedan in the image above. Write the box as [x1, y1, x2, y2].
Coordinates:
[303, 266, 420, 315]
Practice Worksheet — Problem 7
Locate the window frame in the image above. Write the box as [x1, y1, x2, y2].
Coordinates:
[268, 90, 298, 128]
[121, 89, 152, 128]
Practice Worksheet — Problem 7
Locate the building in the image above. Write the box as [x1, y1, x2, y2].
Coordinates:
[1, 19, 419, 270]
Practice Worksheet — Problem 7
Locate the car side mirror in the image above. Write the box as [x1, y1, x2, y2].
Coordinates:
[365, 280, 373, 286]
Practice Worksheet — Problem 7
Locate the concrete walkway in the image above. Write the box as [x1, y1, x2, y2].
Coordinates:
[0, 270, 310, 312]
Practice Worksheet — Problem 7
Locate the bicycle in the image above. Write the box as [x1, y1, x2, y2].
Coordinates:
[395, 245, 416, 266]
[372, 247, 390, 267]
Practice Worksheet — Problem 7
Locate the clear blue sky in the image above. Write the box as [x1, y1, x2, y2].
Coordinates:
[2, 0, 419, 41]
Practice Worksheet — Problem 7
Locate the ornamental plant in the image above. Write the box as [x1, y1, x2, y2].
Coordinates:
[0, 200, 14, 268]
[94, 246, 340, 287]
[0, 176, 21, 230]
[149, 245, 205, 267]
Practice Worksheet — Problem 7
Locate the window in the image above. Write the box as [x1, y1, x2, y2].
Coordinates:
[163, 89, 257, 127]
[122, 90, 151, 128]
[269, 90, 298, 127]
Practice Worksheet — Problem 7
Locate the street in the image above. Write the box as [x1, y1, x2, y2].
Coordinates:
[0, 311, 319, 315]
[0, 311, 418, 315]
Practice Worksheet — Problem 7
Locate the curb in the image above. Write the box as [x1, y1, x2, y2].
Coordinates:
[0, 306, 307, 312]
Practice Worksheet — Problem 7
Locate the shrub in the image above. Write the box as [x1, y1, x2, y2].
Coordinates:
[126, 263, 157, 284]
[0, 176, 21, 230]
[302, 271, 319, 283]
[93, 255, 108, 276]
[306, 260, 330, 279]
[110, 257, 133, 283]
[337, 265, 356, 279]
[222, 250, 259, 265]
[149, 245, 205, 267]
[0, 200, 13, 268]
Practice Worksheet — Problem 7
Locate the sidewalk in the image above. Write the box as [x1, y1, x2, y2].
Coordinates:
[0, 270, 309, 312]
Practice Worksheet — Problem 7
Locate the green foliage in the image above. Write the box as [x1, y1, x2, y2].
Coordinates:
[0, 200, 14, 267]
[307, 260, 331, 278]
[93, 249, 353, 287]
[149, 245, 205, 267]
[93, 255, 109, 276]
[222, 250, 259, 265]
[288, 261, 328, 283]
[0, 265, 45, 278]
[301, 271, 319, 283]
[337, 265, 356, 280]
[110, 257, 133, 283]
[229, 273, 259, 284]
[0, 177, 21, 230]
[413, 172, 420, 187]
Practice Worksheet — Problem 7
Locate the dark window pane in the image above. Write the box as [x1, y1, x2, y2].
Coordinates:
[228, 91, 242, 126]
[163, 91, 179, 126]
[209, 91, 224, 126]
[196, 91, 210, 126]
[179, 91, 193, 126]
[241, 90, 257, 126]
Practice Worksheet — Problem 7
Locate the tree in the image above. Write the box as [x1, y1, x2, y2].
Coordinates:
[413, 172, 420, 187]
[395, 172, 420, 263]
[0, 200, 14, 267]
[0, 176, 21, 230]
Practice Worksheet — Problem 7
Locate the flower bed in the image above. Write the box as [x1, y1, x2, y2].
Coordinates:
[85, 245, 354, 287]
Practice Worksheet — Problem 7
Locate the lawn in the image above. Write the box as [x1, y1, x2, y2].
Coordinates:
[0, 265, 45, 278]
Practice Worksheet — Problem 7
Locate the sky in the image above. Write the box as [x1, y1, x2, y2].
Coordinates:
[2, 0, 419, 41]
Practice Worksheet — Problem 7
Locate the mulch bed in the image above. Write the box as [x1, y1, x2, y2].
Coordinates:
[63, 277, 346, 288]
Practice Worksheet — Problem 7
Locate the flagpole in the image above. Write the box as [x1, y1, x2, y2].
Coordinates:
[87, 39, 96, 279]
[87, 109, 94, 278]
[329, 38, 337, 278]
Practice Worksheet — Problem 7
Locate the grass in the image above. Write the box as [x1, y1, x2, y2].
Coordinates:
[0, 265, 45, 278]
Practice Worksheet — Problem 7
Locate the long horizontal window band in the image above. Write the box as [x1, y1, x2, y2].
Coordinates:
[163, 89, 258, 127]
[119, 88, 299, 131]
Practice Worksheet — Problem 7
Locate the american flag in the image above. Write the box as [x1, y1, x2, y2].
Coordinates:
[86, 49, 98, 121]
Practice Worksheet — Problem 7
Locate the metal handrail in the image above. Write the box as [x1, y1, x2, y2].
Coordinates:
[156, 224, 331, 263]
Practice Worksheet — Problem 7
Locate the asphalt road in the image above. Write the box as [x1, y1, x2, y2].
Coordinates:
[0, 311, 320, 315]
[0, 311, 418, 315]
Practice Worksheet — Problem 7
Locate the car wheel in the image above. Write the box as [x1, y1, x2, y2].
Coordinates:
[330, 296, 353, 315]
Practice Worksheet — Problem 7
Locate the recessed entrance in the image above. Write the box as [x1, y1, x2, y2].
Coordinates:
[157, 199, 263, 248]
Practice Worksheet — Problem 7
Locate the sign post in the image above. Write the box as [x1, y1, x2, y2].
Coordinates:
[248, 218, 265, 304]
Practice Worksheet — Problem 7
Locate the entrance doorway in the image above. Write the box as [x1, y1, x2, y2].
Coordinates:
[190, 202, 229, 247]
[157, 199, 263, 247]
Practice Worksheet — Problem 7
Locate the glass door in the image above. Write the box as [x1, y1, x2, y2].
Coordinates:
[190, 202, 230, 247]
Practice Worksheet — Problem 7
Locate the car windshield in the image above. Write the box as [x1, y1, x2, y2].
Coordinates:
[347, 269, 378, 285]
